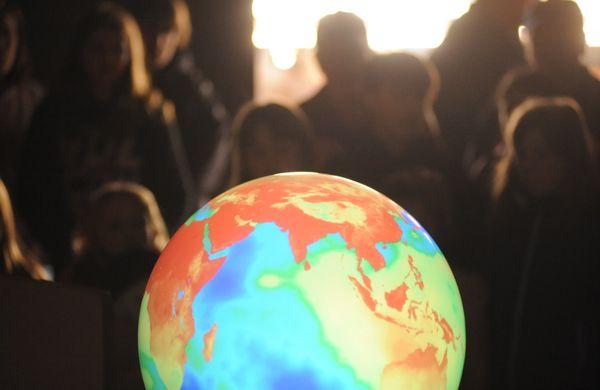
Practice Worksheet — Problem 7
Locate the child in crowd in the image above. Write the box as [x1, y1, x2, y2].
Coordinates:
[226, 102, 314, 187]
[17, 2, 191, 275]
[0, 178, 49, 280]
[123, 0, 228, 188]
[63, 181, 168, 298]
[488, 97, 599, 389]
[61, 182, 168, 390]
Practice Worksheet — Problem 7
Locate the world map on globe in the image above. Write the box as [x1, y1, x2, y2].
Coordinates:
[139, 172, 465, 389]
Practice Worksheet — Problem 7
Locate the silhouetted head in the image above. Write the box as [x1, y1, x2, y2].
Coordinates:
[363, 53, 440, 151]
[316, 12, 371, 85]
[230, 102, 314, 184]
[80, 181, 169, 257]
[125, 0, 191, 70]
[494, 97, 596, 200]
[478, 0, 534, 28]
[526, 0, 585, 71]
[67, 2, 150, 100]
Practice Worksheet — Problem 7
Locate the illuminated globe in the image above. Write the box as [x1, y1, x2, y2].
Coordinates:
[138, 173, 465, 389]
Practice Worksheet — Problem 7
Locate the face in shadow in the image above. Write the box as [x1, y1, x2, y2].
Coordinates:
[515, 128, 566, 198]
[93, 195, 149, 257]
[81, 27, 130, 98]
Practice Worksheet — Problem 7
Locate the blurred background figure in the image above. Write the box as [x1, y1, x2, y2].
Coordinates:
[123, 0, 228, 195]
[431, 0, 533, 172]
[61, 182, 168, 390]
[0, 1, 43, 193]
[62, 181, 167, 297]
[301, 11, 372, 174]
[16, 2, 191, 276]
[360, 53, 446, 191]
[488, 97, 599, 389]
[523, 0, 600, 158]
[495, 67, 555, 131]
[1, 178, 49, 280]
[226, 102, 313, 188]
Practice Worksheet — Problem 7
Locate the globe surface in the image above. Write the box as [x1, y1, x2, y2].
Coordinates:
[139, 173, 465, 389]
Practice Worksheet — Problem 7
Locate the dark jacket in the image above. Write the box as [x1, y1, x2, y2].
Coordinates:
[16, 92, 188, 274]
[431, 2, 525, 166]
[487, 187, 600, 389]
[154, 51, 228, 185]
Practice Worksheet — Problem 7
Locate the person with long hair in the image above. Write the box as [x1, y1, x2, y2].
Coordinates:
[63, 181, 168, 297]
[123, 0, 228, 191]
[0, 2, 44, 192]
[60, 181, 169, 389]
[488, 97, 599, 389]
[16, 2, 192, 276]
[0, 178, 49, 280]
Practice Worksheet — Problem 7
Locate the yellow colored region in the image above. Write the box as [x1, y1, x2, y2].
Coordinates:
[293, 243, 464, 389]
[258, 274, 283, 288]
[294, 250, 415, 387]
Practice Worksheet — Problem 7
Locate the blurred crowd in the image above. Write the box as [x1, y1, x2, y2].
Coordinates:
[1, 0, 599, 388]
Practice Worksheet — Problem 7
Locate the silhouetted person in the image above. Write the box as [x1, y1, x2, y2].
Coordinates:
[61, 182, 168, 390]
[495, 67, 556, 132]
[524, 0, 600, 156]
[1, 178, 49, 280]
[360, 53, 447, 192]
[124, 0, 228, 191]
[17, 2, 192, 275]
[0, 2, 43, 192]
[226, 102, 313, 188]
[431, 0, 530, 170]
[488, 97, 599, 389]
[301, 12, 372, 174]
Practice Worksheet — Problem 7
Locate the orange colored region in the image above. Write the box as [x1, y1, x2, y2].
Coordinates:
[381, 345, 447, 389]
[202, 324, 217, 362]
[385, 283, 409, 312]
[145, 221, 226, 370]
[439, 318, 455, 344]
[349, 275, 377, 312]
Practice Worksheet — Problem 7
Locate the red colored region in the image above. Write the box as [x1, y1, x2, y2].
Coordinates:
[385, 283, 409, 312]
[203, 324, 217, 362]
[407, 256, 424, 290]
[304, 261, 311, 271]
[208, 175, 403, 272]
[349, 276, 377, 312]
[146, 221, 226, 368]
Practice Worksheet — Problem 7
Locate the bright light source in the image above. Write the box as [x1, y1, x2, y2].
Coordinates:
[270, 47, 298, 70]
[575, 0, 600, 47]
[253, 0, 600, 70]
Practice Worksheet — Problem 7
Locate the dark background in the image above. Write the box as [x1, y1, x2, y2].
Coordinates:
[16, 0, 254, 113]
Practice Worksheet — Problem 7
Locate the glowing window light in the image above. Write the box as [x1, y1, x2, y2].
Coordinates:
[253, 0, 600, 70]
